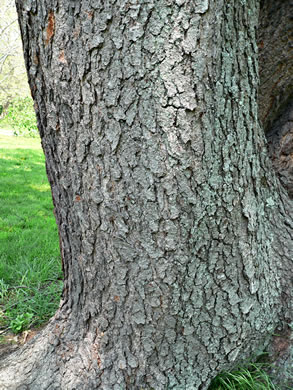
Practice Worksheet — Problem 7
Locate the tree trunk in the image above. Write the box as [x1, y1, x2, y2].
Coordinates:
[0, 0, 292, 389]
[258, 0, 293, 133]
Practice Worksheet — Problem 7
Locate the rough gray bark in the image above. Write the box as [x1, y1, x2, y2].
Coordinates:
[0, 0, 292, 389]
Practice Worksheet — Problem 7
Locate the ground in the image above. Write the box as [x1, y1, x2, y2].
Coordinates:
[0, 328, 42, 360]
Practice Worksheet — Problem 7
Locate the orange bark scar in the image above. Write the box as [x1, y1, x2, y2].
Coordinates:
[45, 11, 55, 46]
[87, 11, 94, 19]
[59, 50, 67, 64]
[33, 54, 39, 65]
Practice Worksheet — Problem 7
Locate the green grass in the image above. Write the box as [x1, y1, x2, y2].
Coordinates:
[209, 364, 278, 390]
[0, 134, 62, 333]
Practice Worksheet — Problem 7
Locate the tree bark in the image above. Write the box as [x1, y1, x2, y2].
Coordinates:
[0, 0, 292, 389]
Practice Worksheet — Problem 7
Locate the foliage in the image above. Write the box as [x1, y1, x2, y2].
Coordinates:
[0, 135, 62, 334]
[8, 312, 34, 334]
[0, 97, 38, 137]
[209, 364, 278, 390]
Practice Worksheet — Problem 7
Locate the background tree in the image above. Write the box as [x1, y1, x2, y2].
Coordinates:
[0, 0, 292, 389]
[0, 0, 30, 113]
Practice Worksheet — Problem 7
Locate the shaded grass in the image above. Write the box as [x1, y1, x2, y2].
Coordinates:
[0, 135, 62, 333]
[209, 363, 278, 390]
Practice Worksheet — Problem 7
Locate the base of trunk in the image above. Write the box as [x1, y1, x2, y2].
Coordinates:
[0, 316, 292, 390]
[266, 324, 293, 390]
[0, 313, 101, 390]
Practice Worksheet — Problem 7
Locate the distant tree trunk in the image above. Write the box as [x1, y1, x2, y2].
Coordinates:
[0, 0, 292, 389]
[259, 0, 293, 207]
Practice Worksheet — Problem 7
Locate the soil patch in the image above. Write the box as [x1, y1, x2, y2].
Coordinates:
[0, 328, 44, 360]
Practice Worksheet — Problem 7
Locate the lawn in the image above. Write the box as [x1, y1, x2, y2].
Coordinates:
[0, 134, 62, 333]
